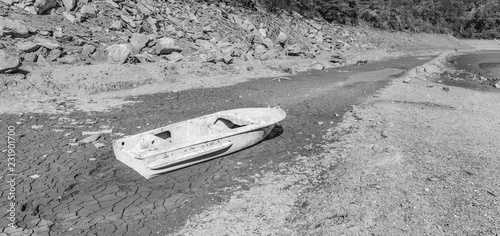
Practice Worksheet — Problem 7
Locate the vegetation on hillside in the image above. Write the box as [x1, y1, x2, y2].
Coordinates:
[223, 0, 500, 39]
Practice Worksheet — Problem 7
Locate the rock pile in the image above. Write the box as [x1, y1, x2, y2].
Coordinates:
[0, 0, 364, 73]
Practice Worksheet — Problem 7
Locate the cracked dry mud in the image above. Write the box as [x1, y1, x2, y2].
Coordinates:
[1, 56, 427, 235]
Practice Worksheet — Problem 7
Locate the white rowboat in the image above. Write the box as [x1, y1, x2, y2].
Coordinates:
[113, 107, 286, 179]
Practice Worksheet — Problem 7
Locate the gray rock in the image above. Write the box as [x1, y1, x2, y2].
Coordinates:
[62, 12, 77, 23]
[82, 44, 96, 56]
[80, 133, 101, 143]
[106, 44, 132, 64]
[254, 44, 266, 55]
[110, 20, 121, 30]
[80, 4, 96, 15]
[0, 50, 21, 73]
[163, 24, 176, 35]
[286, 44, 302, 56]
[243, 19, 255, 32]
[258, 28, 266, 38]
[221, 54, 233, 64]
[495, 82, 500, 88]
[34, 0, 57, 14]
[23, 52, 38, 62]
[37, 55, 50, 65]
[120, 14, 135, 28]
[403, 78, 411, 83]
[62, 0, 75, 11]
[262, 38, 274, 49]
[38, 30, 50, 36]
[1, 0, 13, 5]
[155, 37, 181, 55]
[329, 53, 345, 64]
[259, 53, 269, 61]
[33, 36, 60, 50]
[228, 14, 244, 28]
[46, 48, 61, 61]
[277, 32, 287, 44]
[16, 41, 39, 52]
[165, 52, 183, 62]
[24, 6, 38, 14]
[130, 33, 150, 53]
[202, 25, 213, 33]
[310, 21, 322, 30]
[53, 27, 64, 38]
[311, 61, 324, 70]
[0, 16, 30, 38]
[57, 54, 79, 64]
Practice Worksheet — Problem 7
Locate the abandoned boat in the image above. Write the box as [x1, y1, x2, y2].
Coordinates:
[113, 107, 286, 179]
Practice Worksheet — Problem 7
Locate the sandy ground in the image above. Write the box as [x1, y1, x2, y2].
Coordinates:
[174, 50, 500, 235]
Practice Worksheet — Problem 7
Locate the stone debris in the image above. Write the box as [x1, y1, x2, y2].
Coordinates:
[82, 129, 113, 135]
[165, 51, 184, 62]
[403, 78, 411, 83]
[33, 36, 60, 49]
[16, 41, 39, 52]
[130, 33, 151, 53]
[34, 0, 57, 14]
[0, 49, 21, 73]
[156, 37, 182, 55]
[311, 61, 325, 70]
[0, 0, 371, 76]
[80, 133, 102, 143]
[94, 142, 105, 148]
[106, 44, 132, 64]
[0, 16, 31, 38]
[29, 174, 40, 179]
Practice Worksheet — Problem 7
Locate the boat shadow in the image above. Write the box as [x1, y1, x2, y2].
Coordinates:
[264, 124, 284, 141]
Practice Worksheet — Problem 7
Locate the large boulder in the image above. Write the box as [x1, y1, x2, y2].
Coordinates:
[155, 37, 181, 55]
[106, 44, 132, 64]
[0, 17, 31, 38]
[130, 33, 150, 53]
[0, 50, 21, 73]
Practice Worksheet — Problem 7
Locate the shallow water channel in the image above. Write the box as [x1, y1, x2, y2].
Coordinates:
[441, 51, 500, 90]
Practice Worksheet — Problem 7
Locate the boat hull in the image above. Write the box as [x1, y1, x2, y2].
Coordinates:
[113, 108, 285, 179]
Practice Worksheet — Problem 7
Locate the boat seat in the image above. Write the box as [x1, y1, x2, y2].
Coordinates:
[128, 133, 170, 158]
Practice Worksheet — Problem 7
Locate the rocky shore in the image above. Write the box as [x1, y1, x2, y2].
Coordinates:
[0, 0, 478, 114]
